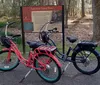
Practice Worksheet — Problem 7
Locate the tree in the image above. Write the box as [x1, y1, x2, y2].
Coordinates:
[64, 0, 71, 28]
[92, 0, 100, 41]
[81, 0, 85, 17]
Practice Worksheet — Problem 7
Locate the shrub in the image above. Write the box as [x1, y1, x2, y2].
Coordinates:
[0, 22, 6, 28]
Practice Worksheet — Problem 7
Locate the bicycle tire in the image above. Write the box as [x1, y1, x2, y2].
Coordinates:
[72, 49, 100, 75]
[34, 54, 61, 83]
[0, 50, 19, 71]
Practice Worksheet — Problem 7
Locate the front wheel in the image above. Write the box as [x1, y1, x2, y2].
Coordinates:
[0, 50, 19, 71]
[72, 49, 100, 75]
[34, 54, 61, 83]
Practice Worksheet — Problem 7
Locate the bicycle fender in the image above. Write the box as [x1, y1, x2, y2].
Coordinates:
[35, 46, 62, 67]
[72, 45, 100, 59]
[50, 54, 62, 67]
[73, 44, 96, 53]
[72, 46, 80, 53]
[36, 53, 62, 67]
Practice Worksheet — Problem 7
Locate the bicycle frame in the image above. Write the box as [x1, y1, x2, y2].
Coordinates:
[2, 39, 61, 71]
[47, 37, 98, 63]
[39, 21, 98, 63]
[48, 38, 76, 62]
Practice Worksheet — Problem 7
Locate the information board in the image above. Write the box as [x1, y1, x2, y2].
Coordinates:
[21, 6, 63, 32]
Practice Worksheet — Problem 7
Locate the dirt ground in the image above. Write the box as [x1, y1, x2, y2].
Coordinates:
[66, 14, 93, 41]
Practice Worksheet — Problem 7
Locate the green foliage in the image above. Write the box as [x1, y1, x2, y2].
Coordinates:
[0, 22, 6, 28]
[13, 37, 22, 45]
[96, 46, 100, 52]
[23, 0, 40, 6]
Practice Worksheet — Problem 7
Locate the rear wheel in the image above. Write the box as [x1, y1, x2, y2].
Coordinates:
[34, 54, 61, 83]
[0, 50, 19, 71]
[72, 49, 100, 75]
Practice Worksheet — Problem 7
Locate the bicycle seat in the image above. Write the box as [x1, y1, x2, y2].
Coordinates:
[27, 41, 45, 50]
[66, 36, 78, 43]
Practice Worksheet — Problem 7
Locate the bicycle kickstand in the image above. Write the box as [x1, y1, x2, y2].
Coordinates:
[19, 68, 33, 83]
[62, 62, 71, 74]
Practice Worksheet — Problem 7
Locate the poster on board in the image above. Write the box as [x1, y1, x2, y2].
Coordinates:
[21, 6, 63, 33]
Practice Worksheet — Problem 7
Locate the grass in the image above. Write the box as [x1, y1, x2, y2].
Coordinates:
[95, 46, 100, 52]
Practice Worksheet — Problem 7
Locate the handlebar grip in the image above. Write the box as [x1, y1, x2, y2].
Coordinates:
[53, 27, 57, 30]
[48, 27, 59, 33]
[53, 28, 59, 32]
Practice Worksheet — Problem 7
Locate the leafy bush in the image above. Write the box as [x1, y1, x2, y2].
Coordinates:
[13, 37, 22, 45]
[0, 22, 6, 28]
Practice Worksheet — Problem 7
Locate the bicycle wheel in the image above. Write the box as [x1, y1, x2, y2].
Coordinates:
[34, 54, 61, 83]
[0, 50, 19, 71]
[72, 49, 100, 75]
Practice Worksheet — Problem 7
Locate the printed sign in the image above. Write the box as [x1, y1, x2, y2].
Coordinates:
[21, 6, 63, 32]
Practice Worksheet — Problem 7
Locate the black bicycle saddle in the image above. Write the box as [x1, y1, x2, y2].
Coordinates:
[27, 41, 45, 50]
[66, 36, 78, 43]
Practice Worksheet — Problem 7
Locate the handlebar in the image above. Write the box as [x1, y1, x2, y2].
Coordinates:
[7, 22, 16, 27]
[5, 22, 16, 37]
[39, 21, 60, 43]
[4, 21, 21, 38]
[47, 28, 59, 37]
[8, 34, 21, 38]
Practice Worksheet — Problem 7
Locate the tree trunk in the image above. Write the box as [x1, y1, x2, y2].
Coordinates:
[1, 0, 3, 3]
[92, 0, 100, 41]
[81, 0, 85, 17]
[64, 0, 71, 28]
